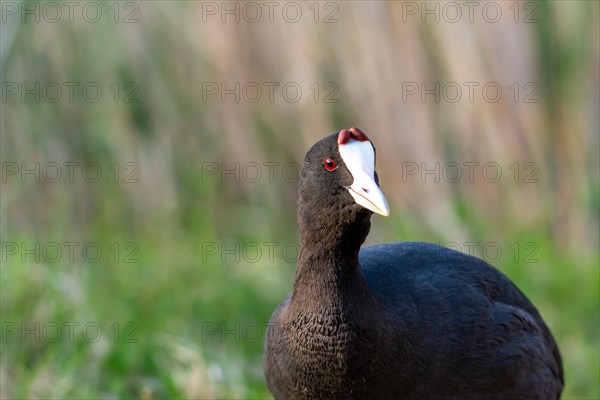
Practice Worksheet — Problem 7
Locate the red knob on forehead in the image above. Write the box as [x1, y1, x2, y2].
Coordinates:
[337, 127, 370, 145]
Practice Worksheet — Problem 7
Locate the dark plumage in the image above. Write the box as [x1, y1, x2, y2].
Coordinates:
[263, 129, 563, 399]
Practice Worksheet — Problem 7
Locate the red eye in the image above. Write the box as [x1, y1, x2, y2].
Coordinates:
[323, 157, 337, 171]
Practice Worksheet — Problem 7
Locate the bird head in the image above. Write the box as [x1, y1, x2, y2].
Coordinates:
[299, 127, 389, 218]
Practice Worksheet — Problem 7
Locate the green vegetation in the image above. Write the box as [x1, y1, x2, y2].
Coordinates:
[1, 1, 598, 399]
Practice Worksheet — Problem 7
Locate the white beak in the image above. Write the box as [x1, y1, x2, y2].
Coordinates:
[338, 139, 390, 216]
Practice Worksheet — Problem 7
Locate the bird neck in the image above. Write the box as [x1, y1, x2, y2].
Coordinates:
[291, 208, 375, 310]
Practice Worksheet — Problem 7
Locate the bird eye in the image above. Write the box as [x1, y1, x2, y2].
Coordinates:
[323, 157, 338, 171]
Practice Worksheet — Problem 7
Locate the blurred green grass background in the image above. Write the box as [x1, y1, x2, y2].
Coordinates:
[1, 1, 599, 399]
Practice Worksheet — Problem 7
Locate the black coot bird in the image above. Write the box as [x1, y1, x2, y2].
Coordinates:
[263, 128, 563, 399]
